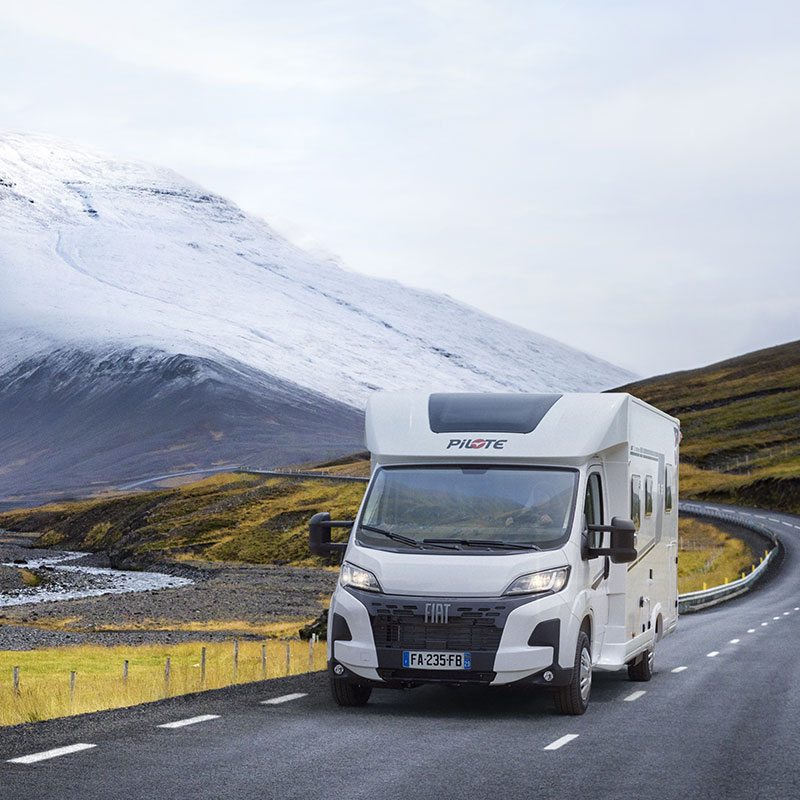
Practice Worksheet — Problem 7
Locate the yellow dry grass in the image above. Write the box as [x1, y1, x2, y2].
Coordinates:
[0, 637, 326, 727]
[678, 516, 761, 593]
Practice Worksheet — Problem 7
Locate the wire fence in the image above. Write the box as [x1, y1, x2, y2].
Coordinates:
[1, 636, 325, 727]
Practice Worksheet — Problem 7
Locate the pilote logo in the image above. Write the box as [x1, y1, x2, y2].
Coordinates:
[446, 438, 508, 450]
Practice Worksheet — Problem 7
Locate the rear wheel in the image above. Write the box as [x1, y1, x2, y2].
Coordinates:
[330, 672, 372, 706]
[628, 642, 655, 682]
[554, 631, 591, 715]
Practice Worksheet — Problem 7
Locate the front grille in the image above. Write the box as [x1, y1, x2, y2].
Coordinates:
[371, 612, 503, 652]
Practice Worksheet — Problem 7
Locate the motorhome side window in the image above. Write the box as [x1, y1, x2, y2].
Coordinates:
[584, 472, 604, 549]
[665, 465, 674, 512]
[631, 475, 642, 530]
[645, 475, 653, 517]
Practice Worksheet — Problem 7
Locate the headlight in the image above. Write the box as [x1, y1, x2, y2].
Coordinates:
[340, 562, 382, 593]
[504, 567, 570, 595]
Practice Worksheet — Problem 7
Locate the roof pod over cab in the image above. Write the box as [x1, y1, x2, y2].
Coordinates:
[365, 391, 636, 465]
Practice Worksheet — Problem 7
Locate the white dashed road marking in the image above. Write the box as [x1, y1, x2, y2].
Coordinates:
[773, 616, 780, 620]
[671, 666, 688, 673]
[544, 734, 579, 751]
[768, 518, 781, 523]
[784, 612, 790, 616]
[707, 651, 720, 658]
[261, 693, 308, 705]
[158, 715, 220, 729]
[624, 690, 647, 702]
[782, 521, 794, 527]
[747, 629, 756, 633]
[730, 639, 740, 644]
[761, 622, 769, 627]
[7, 743, 97, 764]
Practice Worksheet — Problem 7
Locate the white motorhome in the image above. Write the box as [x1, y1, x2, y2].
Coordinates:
[309, 392, 680, 714]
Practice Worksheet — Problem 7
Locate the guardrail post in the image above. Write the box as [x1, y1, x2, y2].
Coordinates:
[285, 643, 291, 675]
[201, 647, 206, 688]
[123, 660, 129, 684]
[308, 636, 315, 671]
[261, 644, 267, 680]
[69, 670, 76, 712]
[12, 666, 19, 696]
[233, 639, 239, 683]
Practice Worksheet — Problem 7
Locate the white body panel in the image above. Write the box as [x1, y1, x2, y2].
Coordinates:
[328, 392, 680, 686]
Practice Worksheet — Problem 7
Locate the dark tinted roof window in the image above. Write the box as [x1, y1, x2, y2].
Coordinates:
[428, 393, 562, 434]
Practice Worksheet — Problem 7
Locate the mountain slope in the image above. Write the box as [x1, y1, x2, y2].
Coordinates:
[0, 348, 364, 506]
[0, 131, 635, 503]
[616, 339, 800, 513]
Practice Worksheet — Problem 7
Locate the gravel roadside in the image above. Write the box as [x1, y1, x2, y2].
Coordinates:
[0, 537, 337, 651]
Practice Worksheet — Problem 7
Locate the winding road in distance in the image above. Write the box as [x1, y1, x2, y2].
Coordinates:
[3, 501, 800, 800]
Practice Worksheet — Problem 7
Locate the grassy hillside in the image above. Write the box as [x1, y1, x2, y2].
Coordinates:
[617, 339, 800, 513]
[0, 472, 366, 568]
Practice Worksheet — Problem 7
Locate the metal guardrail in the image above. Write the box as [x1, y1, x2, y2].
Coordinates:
[677, 501, 781, 613]
[237, 467, 369, 483]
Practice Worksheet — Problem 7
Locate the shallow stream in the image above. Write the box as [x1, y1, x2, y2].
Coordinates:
[0, 550, 193, 607]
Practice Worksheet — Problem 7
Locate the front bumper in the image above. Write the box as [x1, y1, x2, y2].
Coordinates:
[329, 585, 571, 687]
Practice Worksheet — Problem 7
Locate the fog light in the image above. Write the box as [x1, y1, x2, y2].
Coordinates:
[333, 664, 345, 676]
[543, 670, 554, 682]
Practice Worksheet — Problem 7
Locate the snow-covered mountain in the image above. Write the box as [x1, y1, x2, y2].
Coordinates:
[0, 131, 635, 504]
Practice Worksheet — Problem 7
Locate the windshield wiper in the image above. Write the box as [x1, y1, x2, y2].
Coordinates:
[360, 524, 458, 550]
[422, 538, 541, 551]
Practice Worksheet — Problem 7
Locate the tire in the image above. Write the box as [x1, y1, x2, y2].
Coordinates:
[330, 674, 372, 706]
[628, 643, 655, 682]
[554, 631, 591, 715]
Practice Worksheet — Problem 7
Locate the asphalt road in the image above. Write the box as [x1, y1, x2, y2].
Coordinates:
[2, 501, 799, 800]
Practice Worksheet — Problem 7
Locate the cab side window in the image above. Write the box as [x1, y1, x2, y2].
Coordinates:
[585, 472, 604, 548]
[631, 475, 642, 530]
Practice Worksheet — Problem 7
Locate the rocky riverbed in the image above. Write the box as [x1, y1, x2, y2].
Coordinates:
[0, 535, 337, 651]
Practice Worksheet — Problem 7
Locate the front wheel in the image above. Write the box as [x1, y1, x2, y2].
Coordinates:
[554, 631, 591, 715]
[330, 672, 372, 706]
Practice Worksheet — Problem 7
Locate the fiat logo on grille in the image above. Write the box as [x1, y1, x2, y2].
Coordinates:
[424, 603, 451, 624]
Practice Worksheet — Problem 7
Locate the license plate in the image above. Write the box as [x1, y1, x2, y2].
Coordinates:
[402, 651, 471, 670]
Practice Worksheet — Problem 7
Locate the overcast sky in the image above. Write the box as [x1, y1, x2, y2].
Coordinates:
[1, 1, 798, 376]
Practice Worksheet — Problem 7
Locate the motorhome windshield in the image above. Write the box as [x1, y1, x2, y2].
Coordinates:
[358, 466, 578, 552]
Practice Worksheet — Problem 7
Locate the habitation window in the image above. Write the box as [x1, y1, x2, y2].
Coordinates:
[631, 475, 641, 530]
[645, 475, 653, 517]
[665, 465, 674, 513]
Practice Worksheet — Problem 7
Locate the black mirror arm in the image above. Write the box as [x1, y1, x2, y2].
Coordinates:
[317, 519, 352, 553]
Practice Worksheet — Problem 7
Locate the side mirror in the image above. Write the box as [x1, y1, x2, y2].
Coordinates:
[586, 516, 638, 564]
[309, 512, 351, 556]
